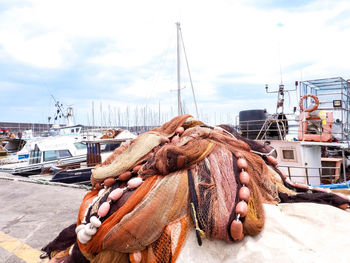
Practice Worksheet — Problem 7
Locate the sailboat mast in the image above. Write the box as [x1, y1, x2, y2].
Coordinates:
[176, 22, 181, 116]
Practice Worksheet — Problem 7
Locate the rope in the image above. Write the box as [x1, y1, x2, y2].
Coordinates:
[179, 27, 199, 119]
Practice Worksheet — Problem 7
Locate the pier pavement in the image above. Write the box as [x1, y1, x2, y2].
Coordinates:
[0, 172, 87, 263]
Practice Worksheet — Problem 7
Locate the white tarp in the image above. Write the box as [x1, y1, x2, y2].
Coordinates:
[178, 203, 350, 263]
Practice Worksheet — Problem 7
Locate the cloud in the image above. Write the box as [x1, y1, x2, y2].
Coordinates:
[0, 0, 349, 126]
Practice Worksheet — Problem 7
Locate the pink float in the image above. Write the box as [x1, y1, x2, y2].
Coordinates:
[127, 177, 143, 189]
[108, 188, 124, 201]
[235, 201, 248, 217]
[239, 171, 250, 185]
[237, 158, 248, 170]
[230, 220, 244, 241]
[97, 201, 111, 218]
[239, 186, 250, 201]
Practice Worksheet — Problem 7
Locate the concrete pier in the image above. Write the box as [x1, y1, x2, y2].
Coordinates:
[0, 173, 88, 263]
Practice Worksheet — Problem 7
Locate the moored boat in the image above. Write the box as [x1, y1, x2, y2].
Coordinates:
[238, 77, 350, 188]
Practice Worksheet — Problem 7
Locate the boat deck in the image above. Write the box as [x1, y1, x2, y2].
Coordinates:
[0, 172, 88, 263]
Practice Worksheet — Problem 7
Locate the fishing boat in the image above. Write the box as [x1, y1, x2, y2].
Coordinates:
[50, 129, 136, 184]
[237, 77, 350, 188]
[0, 135, 88, 175]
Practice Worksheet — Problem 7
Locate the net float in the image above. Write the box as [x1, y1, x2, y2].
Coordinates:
[266, 155, 278, 166]
[77, 229, 91, 244]
[239, 186, 250, 202]
[175, 126, 184, 135]
[108, 188, 124, 201]
[338, 203, 349, 210]
[84, 223, 97, 236]
[97, 202, 111, 218]
[103, 177, 116, 187]
[94, 183, 103, 190]
[235, 201, 248, 217]
[119, 171, 132, 181]
[75, 224, 85, 234]
[234, 152, 243, 159]
[90, 216, 101, 228]
[312, 187, 327, 192]
[230, 220, 244, 242]
[127, 177, 143, 189]
[237, 158, 248, 170]
[239, 171, 250, 185]
[132, 165, 142, 174]
[293, 183, 309, 189]
[160, 136, 170, 144]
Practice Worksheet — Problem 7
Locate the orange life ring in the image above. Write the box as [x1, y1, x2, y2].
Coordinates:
[106, 129, 115, 138]
[299, 94, 319, 112]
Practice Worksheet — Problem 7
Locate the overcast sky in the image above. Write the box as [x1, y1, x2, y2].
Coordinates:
[0, 0, 349, 126]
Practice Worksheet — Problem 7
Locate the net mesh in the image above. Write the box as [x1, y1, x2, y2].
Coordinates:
[44, 115, 350, 263]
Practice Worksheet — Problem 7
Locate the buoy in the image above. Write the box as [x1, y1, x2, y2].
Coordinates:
[235, 201, 248, 217]
[293, 183, 309, 189]
[239, 171, 250, 185]
[75, 224, 85, 234]
[103, 177, 116, 187]
[94, 183, 103, 190]
[97, 202, 111, 218]
[266, 155, 278, 166]
[108, 188, 124, 201]
[90, 216, 101, 228]
[239, 186, 250, 202]
[237, 158, 248, 170]
[132, 165, 142, 174]
[234, 152, 243, 159]
[119, 171, 132, 181]
[127, 177, 143, 189]
[230, 220, 244, 241]
[84, 223, 97, 236]
[338, 203, 349, 210]
[77, 229, 91, 244]
[160, 136, 170, 144]
[175, 126, 184, 135]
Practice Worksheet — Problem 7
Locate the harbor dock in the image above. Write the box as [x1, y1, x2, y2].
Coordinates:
[0, 172, 88, 263]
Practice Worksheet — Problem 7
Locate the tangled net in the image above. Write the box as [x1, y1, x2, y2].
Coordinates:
[43, 115, 350, 263]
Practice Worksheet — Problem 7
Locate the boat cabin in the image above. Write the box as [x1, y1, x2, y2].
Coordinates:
[239, 77, 350, 186]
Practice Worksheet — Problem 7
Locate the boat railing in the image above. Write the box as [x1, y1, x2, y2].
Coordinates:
[277, 164, 347, 185]
[238, 117, 348, 145]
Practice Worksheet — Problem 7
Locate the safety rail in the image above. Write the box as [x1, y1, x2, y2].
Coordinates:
[277, 164, 349, 187]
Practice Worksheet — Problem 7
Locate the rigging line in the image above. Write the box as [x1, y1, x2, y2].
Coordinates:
[179, 26, 199, 119]
[145, 31, 176, 105]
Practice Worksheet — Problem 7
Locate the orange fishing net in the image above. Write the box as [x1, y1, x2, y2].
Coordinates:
[44, 115, 350, 263]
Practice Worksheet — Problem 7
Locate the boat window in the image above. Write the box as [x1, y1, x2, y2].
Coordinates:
[43, 151, 58, 162]
[101, 143, 120, 153]
[29, 144, 42, 164]
[282, 149, 295, 161]
[58, 150, 72, 158]
[74, 142, 87, 150]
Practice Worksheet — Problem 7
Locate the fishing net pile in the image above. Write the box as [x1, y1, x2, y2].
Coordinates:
[43, 115, 350, 263]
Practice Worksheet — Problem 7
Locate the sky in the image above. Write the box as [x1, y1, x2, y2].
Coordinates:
[0, 0, 349, 127]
